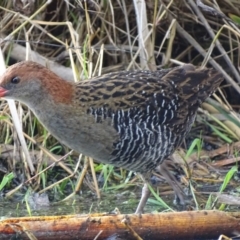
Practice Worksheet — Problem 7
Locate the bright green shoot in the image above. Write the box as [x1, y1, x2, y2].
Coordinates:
[0, 172, 14, 191]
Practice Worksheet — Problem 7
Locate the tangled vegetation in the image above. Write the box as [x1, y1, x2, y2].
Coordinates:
[0, 0, 240, 215]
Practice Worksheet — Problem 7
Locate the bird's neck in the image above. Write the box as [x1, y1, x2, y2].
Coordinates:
[42, 76, 75, 105]
[22, 77, 76, 122]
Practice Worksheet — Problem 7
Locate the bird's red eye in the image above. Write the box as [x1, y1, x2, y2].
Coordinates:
[11, 76, 20, 84]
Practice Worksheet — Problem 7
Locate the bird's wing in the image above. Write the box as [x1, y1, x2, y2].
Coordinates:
[75, 64, 222, 134]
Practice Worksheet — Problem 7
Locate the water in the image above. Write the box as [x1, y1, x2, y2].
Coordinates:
[0, 191, 165, 218]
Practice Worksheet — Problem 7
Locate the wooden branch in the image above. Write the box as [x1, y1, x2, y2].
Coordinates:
[0, 210, 239, 239]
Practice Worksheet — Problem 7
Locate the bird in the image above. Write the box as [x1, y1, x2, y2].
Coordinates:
[0, 61, 223, 213]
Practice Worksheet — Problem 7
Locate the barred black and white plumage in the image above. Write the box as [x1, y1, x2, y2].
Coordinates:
[72, 64, 223, 173]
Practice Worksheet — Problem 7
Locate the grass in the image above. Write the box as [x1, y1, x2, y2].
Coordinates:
[0, 172, 14, 191]
[0, 0, 239, 215]
[205, 166, 238, 210]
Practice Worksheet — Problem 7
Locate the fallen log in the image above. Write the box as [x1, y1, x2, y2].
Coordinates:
[0, 210, 239, 240]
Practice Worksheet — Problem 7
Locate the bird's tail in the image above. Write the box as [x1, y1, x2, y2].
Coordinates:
[163, 64, 223, 104]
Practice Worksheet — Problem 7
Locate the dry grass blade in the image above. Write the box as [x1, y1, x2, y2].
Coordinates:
[0, 48, 34, 174]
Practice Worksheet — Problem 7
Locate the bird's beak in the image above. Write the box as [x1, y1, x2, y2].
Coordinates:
[0, 86, 8, 97]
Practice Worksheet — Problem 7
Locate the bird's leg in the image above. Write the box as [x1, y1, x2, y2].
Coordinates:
[135, 182, 151, 214]
[155, 162, 187, 205]
[135, 175, 151, 214]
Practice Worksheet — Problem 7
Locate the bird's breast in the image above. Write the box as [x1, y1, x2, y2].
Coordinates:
[31, 103, 119, 162]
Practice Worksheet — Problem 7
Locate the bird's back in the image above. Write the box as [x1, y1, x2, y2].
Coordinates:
[69, 64, 222, 173]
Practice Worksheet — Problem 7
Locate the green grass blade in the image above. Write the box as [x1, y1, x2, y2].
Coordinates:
[219, 166, 237, 193]
[186, 138, 202, 158]
[148, 184, 174, 211]
[0, 172, 14, 191]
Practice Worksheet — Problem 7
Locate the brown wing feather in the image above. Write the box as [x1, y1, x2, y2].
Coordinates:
[74, 64, 222, 134]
